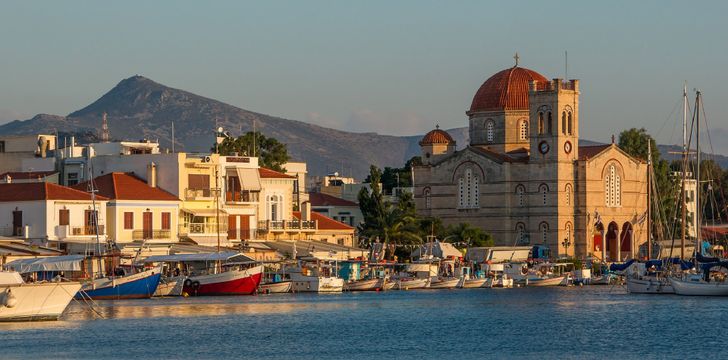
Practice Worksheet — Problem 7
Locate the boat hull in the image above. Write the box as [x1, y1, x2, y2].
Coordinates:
[184, 265, 263, 296]
[291, 275, 344, 293]
[396, 278, 429, 290]
[524, 276, 566, 287]
[428, 278, 460, 289]
[345, 278, 384, 291]
[79, 268, 162, 300]
[671, 277, 728, 296]
[154, 276, 185, 297]
[260, 280, 292, 294]
[460, 278, 488, 288]
[1, 282, 82, 322]
[626, 276, 674, 294]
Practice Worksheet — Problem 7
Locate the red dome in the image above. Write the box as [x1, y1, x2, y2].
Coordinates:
[420, 127, 455, 146]
[469, 66, 548, 113]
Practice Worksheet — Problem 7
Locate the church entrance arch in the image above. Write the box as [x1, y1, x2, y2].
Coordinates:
[620, 222, 633, 259]
[606, 222, 619, 261]
[593, 222, 604, 256]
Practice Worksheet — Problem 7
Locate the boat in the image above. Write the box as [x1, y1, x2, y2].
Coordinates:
[344, 278, 384, 291]
[427, 277, 460, 289]
[525, 275, 568, 287]
[183, 265, 263, 296]
[508, 263, 569, 287]
[260, 280, 292, 294]
[395, 277, 429, 290]
[671, 261, 728, 296]
[153, 276, 185, 297]
[460, 278, 489, 288]
[489, 275, 514, 288]
[80, 266, 162, 300]
[289, 258, 344, 293]
[0, 271, 82, 322]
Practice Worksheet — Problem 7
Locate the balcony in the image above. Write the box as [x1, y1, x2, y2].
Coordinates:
[179, 222, 227, 235]
[72, 225, 105, 236]
[225, 190, 259, 204]
[257, 220, 316, 233]
[185, 188, 218, 200]
[132, 229, 172, 240]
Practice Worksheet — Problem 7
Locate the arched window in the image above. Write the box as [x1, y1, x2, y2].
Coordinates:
[539, 184, 549, 206]
[605, 164, 622, 207]
[516, 223, 527, 245]
[547, 112, 553, 134]
[540, 222, 549, 244]
[486, 120, 494, 142]
[538, 112, 544, 134]
[516, 184, 525, 207]
[519, 120, 528, 141]
[565, 183, 572, 206]
[568, 112, 573, 135]
[565, 222, 572, 246]
[266, 194, 284, 221]
[457, 168, 479, 209]
[424, 188, 432, 209]
[561, 111, 567, 135]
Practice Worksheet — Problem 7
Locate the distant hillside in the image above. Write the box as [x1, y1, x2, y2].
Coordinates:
[1, 75, 726, 177]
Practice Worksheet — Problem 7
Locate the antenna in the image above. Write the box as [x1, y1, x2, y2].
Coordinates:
[171, 121, 175, 153]
[101, 112, 110, 142]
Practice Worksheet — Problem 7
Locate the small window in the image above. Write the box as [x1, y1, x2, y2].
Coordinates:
[59, 209, 70, 226]
[547, 112, 553, 134]
[486, 120, 495, 142]
[162, 212, 171, 230]
[516, 185, 525, 207]
[562, 112, 567, 135]
[424, 188, 432, 209]
[568, 112, 573, 135]
[124, 212, 134, 230]
[540, 184, 549, 206]
[540, 222, 549, 243]
[538, 113, 544, 134]
[565, 184, 572, 206]
[519, 120, 528, 141]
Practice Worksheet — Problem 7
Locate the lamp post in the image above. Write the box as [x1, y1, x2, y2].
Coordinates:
[562, 237, 571, 257]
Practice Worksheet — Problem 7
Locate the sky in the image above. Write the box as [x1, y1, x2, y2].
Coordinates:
[1, 1, 727, 153]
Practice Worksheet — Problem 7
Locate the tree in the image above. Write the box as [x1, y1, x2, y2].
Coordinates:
[213, 132, 290, 172]
[358, 165, 421, 260]
[364, 156, 422, 193]
[444, 223, 494, 248]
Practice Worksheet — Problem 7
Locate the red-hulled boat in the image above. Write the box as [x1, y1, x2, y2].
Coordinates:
[183, 265, 263, 296]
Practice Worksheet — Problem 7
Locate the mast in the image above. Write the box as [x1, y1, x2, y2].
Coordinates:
[87, 146, 102, 277]
[647, 141, 652, 259]
[680, 85, 688, 259]
[695, 90, 701, 261]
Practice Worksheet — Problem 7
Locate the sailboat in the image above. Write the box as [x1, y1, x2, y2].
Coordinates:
[670, 90, 728, 296]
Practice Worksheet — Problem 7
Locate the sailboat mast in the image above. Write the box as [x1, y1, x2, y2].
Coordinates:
[647, 141, 652, 259]
[680, 86, 688, 259]
[695, 91, 701, 260]
[87, 147, 102, 277]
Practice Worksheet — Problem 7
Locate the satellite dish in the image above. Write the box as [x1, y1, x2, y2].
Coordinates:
[217, 127, 224, 133]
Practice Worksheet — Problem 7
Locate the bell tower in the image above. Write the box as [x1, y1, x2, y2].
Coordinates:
[528, 79, 579, 163]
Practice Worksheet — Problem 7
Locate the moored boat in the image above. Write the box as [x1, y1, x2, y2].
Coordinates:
[427, 277, 460, 289]
[80, 266, 162, 300]
[0, 271, 82, 322]
[460, 278, 488, 288]
[260, 280, 292, 294]
[183, 265, 263, 296]
[154, 276, 185, 297]
[344, 278, 384, 291]
[524, 275, 567, 287]
[395, 277, 429, 290]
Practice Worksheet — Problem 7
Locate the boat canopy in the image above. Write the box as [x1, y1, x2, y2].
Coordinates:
[141, 252, 252, 263]
[3, 255, 85, 273]
[696, 252, 719, 263]
[609, 259, 635, 272]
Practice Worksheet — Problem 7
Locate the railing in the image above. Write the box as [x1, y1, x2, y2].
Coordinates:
[225, 190, 259, 204]
[257, 220, 317, 232]
[71, 225, 105, 236]
[132, 229, 171, 240]
[185, 188, 217, 200]
[179, 222, 227, 235]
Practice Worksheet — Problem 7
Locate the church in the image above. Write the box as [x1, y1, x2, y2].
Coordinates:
[413, 57, 647, 260]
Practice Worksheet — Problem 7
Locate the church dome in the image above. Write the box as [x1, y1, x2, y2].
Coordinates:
[469, 66, 548, 113]
[419, 126, 455, 146]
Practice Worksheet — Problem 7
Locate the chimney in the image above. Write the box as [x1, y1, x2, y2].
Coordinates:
[146, 162, 157, 188]
[5, 175, 11, 183]
[301, 201, 311, 221]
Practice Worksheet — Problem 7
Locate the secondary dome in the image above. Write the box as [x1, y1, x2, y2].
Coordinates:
[420, 126, 455, 146]
[469, 66, 548, 113]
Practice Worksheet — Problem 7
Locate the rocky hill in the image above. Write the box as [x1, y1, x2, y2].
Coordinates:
[1, 75, 726, 178]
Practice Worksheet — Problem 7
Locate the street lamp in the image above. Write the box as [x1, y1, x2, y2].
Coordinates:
[562, 237, 571, 256]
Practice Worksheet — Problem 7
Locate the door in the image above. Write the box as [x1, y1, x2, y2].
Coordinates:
[240, 215, 250, 240]
[143, 212, 153, 239]
[12, 210, 22, 236]
[84, 210, 98, 235]
[59, 209, 70, 226]
[228, 215, 237, 240]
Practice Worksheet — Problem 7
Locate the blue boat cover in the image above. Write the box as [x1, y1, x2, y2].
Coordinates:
[609, 259, 635, 272]
[696, 252, 719, 263]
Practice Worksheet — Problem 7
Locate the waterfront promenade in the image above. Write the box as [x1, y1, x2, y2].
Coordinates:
[2, 286, 723, 359]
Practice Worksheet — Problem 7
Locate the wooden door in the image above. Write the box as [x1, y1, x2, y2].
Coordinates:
[84, 210, 97, 235]
[12, 210, 22, 236]
[143, 212, 153, 239]
[240, 215, 250, 240]
[59, 209, 70, 226]
[227, 215, 237, 240]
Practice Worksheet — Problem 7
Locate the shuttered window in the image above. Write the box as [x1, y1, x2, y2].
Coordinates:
[124, 212, 134, 229]
[59, 209, 70, 226]
[161, 212, 171, 230]
[188, 174, 210, 190]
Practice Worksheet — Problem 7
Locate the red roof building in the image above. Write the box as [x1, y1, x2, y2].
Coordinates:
[258, 168, 296, 179]
[0, 182, 109, 202]
[72, 173, 179, 201]
[469, 66, 548, 113]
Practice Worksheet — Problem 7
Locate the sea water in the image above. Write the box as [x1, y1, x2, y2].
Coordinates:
[1, 286, 724, 359]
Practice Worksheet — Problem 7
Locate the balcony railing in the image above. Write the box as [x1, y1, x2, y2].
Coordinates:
[71, 225, 105, 236]
[132, 229, 171, 240]
[185, 188, 219, 200]
[179, 222, 227, 235]
[225, 190, 259, 204]
[257, 220, 317, 232]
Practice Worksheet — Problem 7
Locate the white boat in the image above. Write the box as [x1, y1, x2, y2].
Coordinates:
[428, 277, 460, 289]
[383, 279, 397, 290]
[626, 276, 674, 294]
[524, 275, 567, 287]
[395, 278, 429, 290]
[260, 280, 292, 294]
[489, 276, 514, 288]
[460, 278, 488, 288]
[0, 271, 82, 322]
[154, 276, 185, 297]
[291, 273, 344, 293]
[344, 278, 384, 291]
[671, 275, 728, 296]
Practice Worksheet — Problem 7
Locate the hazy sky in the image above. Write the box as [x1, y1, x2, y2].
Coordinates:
[1, 1, 727, 152]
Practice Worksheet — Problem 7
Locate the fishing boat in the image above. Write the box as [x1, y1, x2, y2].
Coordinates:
[154, 276, 185, 297]
[345, 278, 384, 291]
[289, 258, 344, 293]
[460, 278, 489, 288]
[80, 266, 162, 300]
[260, 280, 292, 294]
[428, 277, 460, 289]
[0, 271, 82, 322]
[395, 277, 429, 290]
[183, 265, 263, 296]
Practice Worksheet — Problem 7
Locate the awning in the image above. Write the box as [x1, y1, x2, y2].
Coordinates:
[182, 208, 227, 217]
[230, 167, 261, 191]
[141, 251, 252, 263]
[3, 255, 85, 273]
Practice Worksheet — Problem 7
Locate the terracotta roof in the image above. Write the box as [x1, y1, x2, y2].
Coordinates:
[469, 66, 548, 113]
[308, 192, 358, 207]
[0, 182, 109, 202]
[72, 173, 179, 201]
[419, 128, 455, 146]
[578, 144, 612, 160]
[293, 211, 354, 231]
[258, 168, 296, 179]
[0, 171, 57, 180]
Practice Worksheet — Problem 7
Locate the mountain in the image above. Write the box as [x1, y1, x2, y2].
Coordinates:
[1, 75, 727, 178]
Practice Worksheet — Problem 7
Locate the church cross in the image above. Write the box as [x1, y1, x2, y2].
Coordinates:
[514, 52, 520, 67]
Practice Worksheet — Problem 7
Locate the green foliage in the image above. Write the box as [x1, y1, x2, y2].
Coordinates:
[364, 156, 422, 193]
[214, 132, 290, 172]
[443, 223, 494, 248]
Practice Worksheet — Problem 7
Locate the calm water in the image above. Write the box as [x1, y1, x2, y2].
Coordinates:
[2, 286, 726, 359]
